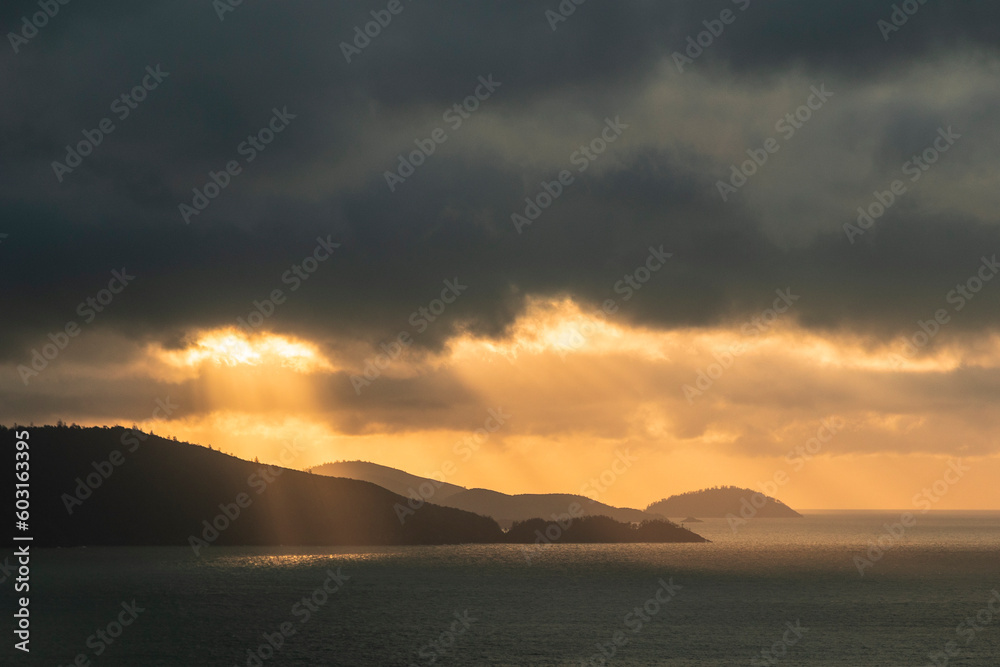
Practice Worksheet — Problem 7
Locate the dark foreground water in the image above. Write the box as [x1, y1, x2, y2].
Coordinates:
[6, 512, 1000, 666]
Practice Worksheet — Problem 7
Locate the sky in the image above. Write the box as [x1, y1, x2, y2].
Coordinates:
[2, 0, 999, 510]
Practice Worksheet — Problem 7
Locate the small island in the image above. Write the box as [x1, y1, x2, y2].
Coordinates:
[647, 486, 802, 519]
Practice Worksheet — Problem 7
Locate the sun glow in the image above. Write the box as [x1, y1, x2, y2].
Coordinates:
[450, 296, 673, 362]
[105, 302, 1000, 510]
[139, 328, 336, 453]
[156, 328, 334, 374]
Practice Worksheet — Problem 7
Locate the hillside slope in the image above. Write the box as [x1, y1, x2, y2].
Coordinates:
[441, 488, 666, 527]
[14, 426, 503, 547]
[309, 460, 467, 503]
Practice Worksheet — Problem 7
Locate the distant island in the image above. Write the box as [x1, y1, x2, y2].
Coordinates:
[441, 488, 664, 527]
[647, 486, 802, 518]
[15, 426, 708, 548]
[312, 460, 668, 528]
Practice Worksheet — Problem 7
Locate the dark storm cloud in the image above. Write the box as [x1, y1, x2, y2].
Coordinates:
[3, 0, 1000, 367]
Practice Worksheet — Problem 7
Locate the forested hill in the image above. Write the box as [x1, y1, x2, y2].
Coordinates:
[10, 425, 503, 548]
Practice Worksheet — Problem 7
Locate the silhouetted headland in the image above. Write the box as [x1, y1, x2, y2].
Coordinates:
[15, 425, 709, 547]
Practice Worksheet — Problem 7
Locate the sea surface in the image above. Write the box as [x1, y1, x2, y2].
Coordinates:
[9, 512, 1000, 666]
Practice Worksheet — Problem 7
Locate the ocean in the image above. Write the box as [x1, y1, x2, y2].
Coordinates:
[11, 512, 1000, 666]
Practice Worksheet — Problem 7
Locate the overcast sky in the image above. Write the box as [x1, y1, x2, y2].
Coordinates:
[3, 0, 999, 509]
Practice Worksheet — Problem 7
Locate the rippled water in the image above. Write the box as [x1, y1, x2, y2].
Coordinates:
[14, 512, 1000, 665]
